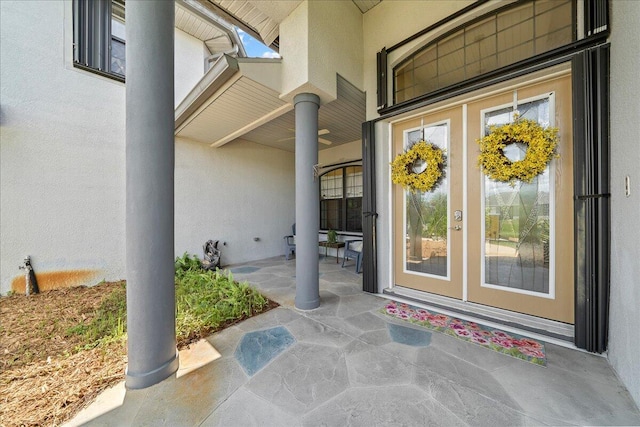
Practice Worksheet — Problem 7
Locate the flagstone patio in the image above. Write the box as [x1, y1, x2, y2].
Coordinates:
[67, 256, 640, 426]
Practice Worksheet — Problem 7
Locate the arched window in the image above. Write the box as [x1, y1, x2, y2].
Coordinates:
[320, 166, 363, 232]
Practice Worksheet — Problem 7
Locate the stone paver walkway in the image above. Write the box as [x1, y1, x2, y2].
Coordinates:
[68, 256, 640, 426]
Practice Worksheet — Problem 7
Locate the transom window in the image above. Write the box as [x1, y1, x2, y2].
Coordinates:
[394, 0, 574, 103]
[320, 166, 363, 232]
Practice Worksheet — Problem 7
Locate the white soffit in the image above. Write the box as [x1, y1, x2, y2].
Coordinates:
[209, 0, 297, 47]
[176, 2, 237, 54]
[239, 75, 366, 152]
[175, 56, 288, 147]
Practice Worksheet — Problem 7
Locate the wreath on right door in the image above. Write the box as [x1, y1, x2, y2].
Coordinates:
[477, 116, 559, 185]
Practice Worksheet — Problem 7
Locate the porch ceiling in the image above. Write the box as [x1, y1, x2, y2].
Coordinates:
[175, 56, 365, 151]
[239, 75, 365, 152]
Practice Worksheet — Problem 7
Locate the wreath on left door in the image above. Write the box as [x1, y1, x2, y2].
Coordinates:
[391, 140, 445, 192]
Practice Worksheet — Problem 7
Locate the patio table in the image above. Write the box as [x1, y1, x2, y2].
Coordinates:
[319, 241, 345, 263]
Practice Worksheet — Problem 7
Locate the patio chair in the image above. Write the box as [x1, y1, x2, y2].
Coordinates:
[342, 239, 363, 273]
[284, 223, 296, 260]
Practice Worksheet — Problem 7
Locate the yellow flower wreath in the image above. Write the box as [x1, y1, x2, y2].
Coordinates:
[391, 140, 445, 192]
[477, 117, 559, 184]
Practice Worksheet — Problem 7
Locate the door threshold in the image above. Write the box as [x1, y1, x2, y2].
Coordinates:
[382, 286, 575, 346]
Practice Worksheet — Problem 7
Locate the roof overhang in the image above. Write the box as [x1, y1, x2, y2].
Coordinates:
[175, 55, 289, 147]
[202, 0, 383, 51]
[176, 0, 246, 57]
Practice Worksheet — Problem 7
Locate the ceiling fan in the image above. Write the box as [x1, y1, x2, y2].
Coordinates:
[278, 128, 332, 145]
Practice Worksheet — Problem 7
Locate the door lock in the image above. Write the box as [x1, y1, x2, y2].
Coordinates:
[454, 210, 463, 222]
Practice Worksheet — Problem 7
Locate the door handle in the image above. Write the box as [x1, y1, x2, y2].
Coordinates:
[449, 225, 462, 231]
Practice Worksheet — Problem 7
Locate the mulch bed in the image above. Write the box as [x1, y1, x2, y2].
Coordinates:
[1, 283, 127, 426]
[0, 283, 277, 426]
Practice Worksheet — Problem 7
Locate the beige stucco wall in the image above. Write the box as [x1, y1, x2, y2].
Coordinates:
[608, 0, 640, 407]
[307, 0, 363, 94]
[280, 0, 363, 103]
[280, 2, 310, 100]
[319, 140, 362, 166]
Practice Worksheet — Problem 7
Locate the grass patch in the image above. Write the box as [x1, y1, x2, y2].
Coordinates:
[65, 253, 273, 350]
[174, 253, 272, 346]
[66, 281, 127, 350]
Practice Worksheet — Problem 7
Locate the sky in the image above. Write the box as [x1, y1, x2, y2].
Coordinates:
[237, 29, 280, 58]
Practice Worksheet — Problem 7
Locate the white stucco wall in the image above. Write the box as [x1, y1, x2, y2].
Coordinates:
[175, 28, 207, 106]
[608, 0, 640, 407]
[175, 138, 295, 265]
[0, 1, 293, 294]
[0, 0, 127, 293]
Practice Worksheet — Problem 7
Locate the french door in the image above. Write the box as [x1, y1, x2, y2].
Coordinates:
[393, 73, 574, 323]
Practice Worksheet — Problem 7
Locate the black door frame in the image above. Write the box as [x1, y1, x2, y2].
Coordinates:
[364, 0, 611, 352]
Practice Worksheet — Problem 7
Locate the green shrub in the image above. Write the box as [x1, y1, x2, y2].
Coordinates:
[175, 268, 268, 344]
[175, 252, 202, 279]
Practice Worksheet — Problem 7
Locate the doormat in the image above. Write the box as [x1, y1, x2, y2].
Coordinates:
[381, 301, 546, 366]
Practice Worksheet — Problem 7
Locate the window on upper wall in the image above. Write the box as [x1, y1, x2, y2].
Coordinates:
[73, 0, 126, 81]
[394, 0, 575, 104]
[320, 166, 363, 233]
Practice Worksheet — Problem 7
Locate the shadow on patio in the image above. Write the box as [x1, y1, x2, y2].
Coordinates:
[67, 256, 640, 426]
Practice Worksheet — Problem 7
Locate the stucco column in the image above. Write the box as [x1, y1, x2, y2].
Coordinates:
[125, 1, 178, 389]
[294, 93, 321, 310]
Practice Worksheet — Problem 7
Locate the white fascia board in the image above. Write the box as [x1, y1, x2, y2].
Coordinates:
[175, 54, 240, 131]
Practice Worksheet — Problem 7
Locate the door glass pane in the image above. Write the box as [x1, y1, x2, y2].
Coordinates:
[483, 98, 552, 294]
[405, 123, 449, 277]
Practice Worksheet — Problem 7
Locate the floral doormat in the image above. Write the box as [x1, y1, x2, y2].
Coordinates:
[381, 301, 546, 366]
